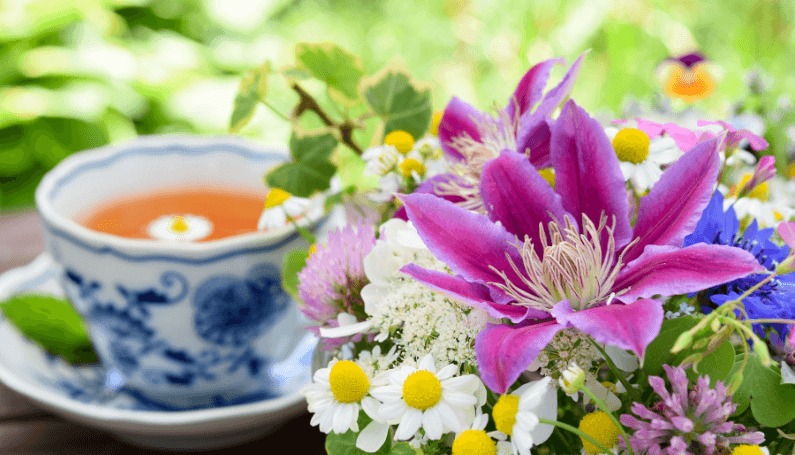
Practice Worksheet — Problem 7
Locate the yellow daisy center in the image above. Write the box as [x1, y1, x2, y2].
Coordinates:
[307, 243, 318, 258]
[731, 445, 766, 455]
[264, 188, 292, 208]
[431, 111, 443, 136]
[384, 130, 415, 154]
[579, 411, 621, 455]
[169, 216, 189, 233]
[733, 173, 770, 201]
[538, 168, 555, 188]
[328, 360, 370, 403]
[452, 429, 496, 455]
[612, 128, 650, 164]
[400, 158, 426, 178]
[492, 394, 519, 436]
[402, 370, 442, 410]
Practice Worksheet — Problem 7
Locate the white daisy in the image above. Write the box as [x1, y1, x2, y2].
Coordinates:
[370, 354, 481, 441]
[301, 359, 382, 436]
[605, 122, 682, 191]
[450, 411, 502, 455]
[723, 174, 794, 227]
[256, 187, 322, 231]
[489, 377, 557, 455]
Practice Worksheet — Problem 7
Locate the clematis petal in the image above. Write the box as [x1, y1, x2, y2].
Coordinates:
[549, 299, 663, 361]
[533, 51, 588, 119]
[614, 244, 766, 303]
[505, 57, 564, 122]
[399, 193, 528, 291]
[516, 116, 553, 168]
[399, 264, 549, 322]
[623, 136, 721, 263]
[475, 319, 564, 393]
[662, 122, 700, 152]
[393, 173, 466, 221]
[481, 150, 573, 253]
[438, 97, 484, 161]
[551, 99, 632, 249]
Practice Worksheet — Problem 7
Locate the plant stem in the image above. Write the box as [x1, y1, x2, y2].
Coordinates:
[579, 386, 636, 455]
[291, 83, 364, 155]
[587, 338, 641, 404]
[285, 214, 316, 245]
[537, 418, 616, 455]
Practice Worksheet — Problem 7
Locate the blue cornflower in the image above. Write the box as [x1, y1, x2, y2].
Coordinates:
[684, 191, 795, 338]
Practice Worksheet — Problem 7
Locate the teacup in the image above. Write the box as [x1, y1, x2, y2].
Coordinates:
[34, 135, 329, 409]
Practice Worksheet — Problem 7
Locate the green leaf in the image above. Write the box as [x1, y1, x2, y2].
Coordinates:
[388, 443, 416, 455]
[324, 411, 391, 455]
[733, 354, 795, 427]
[687, 339, 735, 386]
[0, 294, 98, 365]
[360, 59, 433, 140]
[290, 133, 338, 163]
[295, 43, 364, 103]
[281, 249, 309, 299]
[336, 147, 379, 192]
[324, 185, 357, 211]
[229, 62, 271, 134]
[642, 315, 698, 376]
[266, 160, 336, 198]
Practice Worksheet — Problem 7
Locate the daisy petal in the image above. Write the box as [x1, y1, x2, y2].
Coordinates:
[357, 421, 390, 453]
[379, 400, 409, 420]
[396, 409, 423, 440]
[423, 407, 444, 440]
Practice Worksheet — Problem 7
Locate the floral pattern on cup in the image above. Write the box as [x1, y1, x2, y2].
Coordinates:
[193, 263, 289, 348]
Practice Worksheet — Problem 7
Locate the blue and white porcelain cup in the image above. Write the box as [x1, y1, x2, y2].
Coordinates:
[34, 135, 331, 409]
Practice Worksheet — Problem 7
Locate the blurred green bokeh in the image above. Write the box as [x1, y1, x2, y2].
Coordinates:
[1, 0, 793, 210]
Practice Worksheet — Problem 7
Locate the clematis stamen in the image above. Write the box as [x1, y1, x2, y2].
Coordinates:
[435, 105, 520, 214]
[489, 213, 636, 311]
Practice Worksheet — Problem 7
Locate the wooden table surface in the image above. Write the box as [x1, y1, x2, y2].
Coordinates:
[0, 209, 326, 454]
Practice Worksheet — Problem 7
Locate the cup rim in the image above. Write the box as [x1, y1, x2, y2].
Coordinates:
[35, 134, 321, 256]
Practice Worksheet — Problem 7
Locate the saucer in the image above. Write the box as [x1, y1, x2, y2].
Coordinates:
[0, 253, 316, 450]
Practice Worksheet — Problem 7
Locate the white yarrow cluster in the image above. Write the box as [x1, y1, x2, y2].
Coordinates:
[355, 345, 400, 378]
[362, 219, 488, 370]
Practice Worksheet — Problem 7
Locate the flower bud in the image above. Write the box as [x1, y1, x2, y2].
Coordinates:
[559, 363, 586, 394]
[753, 337, 772, 367]
[672, 331, 694, 353]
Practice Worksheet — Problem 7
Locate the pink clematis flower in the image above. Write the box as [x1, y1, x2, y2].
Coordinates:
[424, 52, 587, 214]
[662, 120, 769, 154]
[398, 100, 766, 393]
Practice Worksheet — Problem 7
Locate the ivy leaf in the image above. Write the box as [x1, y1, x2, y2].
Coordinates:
[295, 43, 365, 104]
[289, 133, 338, 163]
[281, 249, 309, 299]
[732, 353, 795, 427]
[359, 59, 433, 140]
[229, 62, 271, 134]
[265, 133, 338, 197]
[0, 294, 98, 365]
[266, 160, 336, 198]
[324, 411, 391, 455]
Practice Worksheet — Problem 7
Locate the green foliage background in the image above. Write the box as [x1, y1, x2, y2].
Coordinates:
[1, 0, 793, 210]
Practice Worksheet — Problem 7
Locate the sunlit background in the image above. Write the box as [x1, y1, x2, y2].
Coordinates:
[1, 0, 794, 210]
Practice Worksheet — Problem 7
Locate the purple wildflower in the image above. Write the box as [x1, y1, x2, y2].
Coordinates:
[297, 219, 376, 348]
[620, 365, 765, 454]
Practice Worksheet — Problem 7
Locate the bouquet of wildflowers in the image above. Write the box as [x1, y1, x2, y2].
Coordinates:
[234, 44, 795, 454]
